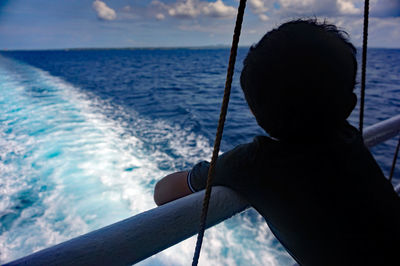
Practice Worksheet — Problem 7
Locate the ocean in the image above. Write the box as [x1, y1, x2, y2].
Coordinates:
[0, 48, 399, 265]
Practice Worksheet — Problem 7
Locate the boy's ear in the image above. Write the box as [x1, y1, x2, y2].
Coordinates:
[344, 92, 357, 119]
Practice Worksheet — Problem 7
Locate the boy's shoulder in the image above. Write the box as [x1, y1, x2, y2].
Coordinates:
[253, 122, 362, 155]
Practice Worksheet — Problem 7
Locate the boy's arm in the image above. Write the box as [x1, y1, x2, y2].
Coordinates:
[153, 171, 193, 206]
[154, 140, 258, 206]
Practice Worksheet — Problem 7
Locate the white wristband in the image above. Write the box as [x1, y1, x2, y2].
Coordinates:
[187, 171, 196, 193]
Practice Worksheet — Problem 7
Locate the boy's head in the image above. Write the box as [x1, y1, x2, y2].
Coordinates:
[240, 19, 357, 141]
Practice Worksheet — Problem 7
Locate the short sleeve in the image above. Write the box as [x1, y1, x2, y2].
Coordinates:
[186, 170, 197, 192]
[188, 137, 264, 192]
[188, 161, 211, 192]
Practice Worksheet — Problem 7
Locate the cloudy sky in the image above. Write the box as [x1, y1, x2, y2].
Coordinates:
[0, 0, 399, 49]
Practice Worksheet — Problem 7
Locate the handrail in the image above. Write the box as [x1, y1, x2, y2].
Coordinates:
[363, 114, 400, 148]
[4, 115, 400, 266]
[4, 187, 249, 266]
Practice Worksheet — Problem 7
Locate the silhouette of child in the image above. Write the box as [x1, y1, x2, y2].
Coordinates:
[154, 19, 400, 265]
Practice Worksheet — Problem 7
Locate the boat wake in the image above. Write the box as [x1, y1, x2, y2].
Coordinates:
[0, 56, 293, 265]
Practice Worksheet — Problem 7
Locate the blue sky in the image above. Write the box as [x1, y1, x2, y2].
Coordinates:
[0, 0, 399, 49]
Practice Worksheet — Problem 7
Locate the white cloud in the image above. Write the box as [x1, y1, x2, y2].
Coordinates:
[273, 0, 366, 17]
[136, 0, 399, 48]
[202, 0, 236, 18]
[167, 0, 198, 18]
[248, 0, 271, 21]
[328, 15, 400, 48]
[275, 0, 399, 18]
[259, 14, 269, 21]
[279, 0, 316, 10]
[92, 0, 117, 21]
[156, 13, 166, 20]
[155, 0, 236, 19]
[368, 17, 400, 47]
[337, 0, 361, 15]
[249, 0, 270, 12]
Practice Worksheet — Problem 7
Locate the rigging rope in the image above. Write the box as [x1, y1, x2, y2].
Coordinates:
[389, 136, 400, 183]
[359, 0, 370, 134]
[191, 0, 247, 265]
[358, 0, 400, 187]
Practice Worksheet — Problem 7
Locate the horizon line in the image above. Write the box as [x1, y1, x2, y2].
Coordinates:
[0, 45, 243, 52]
[1, 44, 400, 52]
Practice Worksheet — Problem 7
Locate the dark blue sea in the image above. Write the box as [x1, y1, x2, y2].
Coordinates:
[0, 48, 399, 265]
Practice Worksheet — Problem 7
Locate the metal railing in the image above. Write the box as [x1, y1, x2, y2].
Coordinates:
[5, 187, 249, 266]
[5, 114, 400, 266]
[363, 115, 400, 147]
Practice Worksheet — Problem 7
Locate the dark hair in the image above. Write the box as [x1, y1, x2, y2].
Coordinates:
[240, 19, 357, 141]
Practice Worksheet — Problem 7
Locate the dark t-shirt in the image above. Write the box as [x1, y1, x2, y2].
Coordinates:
[189, 123, 400, 265]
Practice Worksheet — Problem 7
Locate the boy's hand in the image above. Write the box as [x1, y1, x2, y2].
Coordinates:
[153, 171, 193, 206]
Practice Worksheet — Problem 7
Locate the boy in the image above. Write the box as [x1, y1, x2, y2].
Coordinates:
[154, 20, 400, 265]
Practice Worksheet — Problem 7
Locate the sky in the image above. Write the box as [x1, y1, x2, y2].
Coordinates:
[0, 0, 399, 50]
